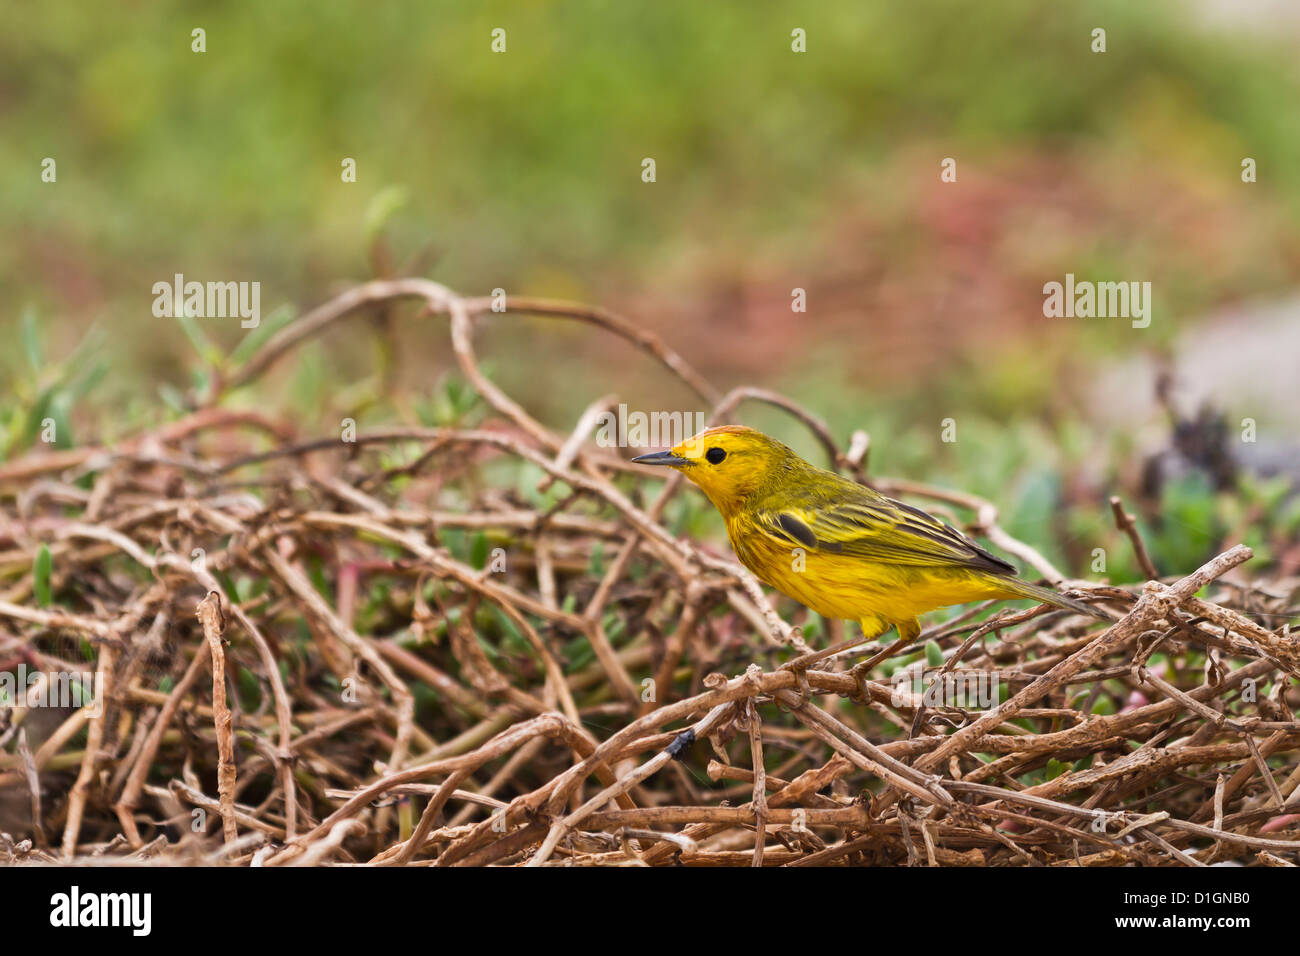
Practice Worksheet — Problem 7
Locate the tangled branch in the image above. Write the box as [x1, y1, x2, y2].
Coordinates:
[1, 279, 1297, 866]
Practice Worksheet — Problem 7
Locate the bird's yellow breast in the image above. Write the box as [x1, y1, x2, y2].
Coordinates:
[726, 512, 1010, 626]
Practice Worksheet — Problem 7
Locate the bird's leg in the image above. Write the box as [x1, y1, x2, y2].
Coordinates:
[850, 618, 922, 676]
[777, 626, 872, 710]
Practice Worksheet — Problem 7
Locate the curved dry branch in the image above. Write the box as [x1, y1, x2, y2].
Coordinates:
[1, 278, 1294, 869]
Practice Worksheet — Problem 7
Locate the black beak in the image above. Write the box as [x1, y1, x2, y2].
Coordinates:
[631, 450, 688, 466]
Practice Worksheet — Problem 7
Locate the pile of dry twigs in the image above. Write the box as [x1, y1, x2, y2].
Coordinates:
[1, 278, 1298, 866]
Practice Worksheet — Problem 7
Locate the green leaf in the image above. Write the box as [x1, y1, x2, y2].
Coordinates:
[470, 531, 489, 570]
[174, 307, 219, 365]
[228, 304, 296, 368]
[924, 640, 944, 667]
[69, 675, 94, 708]
[20, 306, 43, 375]
[68, 358, 108, 402]
[46, 390, 74, 448]
[33, 544, 52, 606]
[1091, 696, 1117, 716]
[238, 666, 262, 709]
[158, 383, 188, 414]
[363, 185, 411, 244]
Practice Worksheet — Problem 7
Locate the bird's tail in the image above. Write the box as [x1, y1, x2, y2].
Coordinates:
[996, 577, 1113, 622]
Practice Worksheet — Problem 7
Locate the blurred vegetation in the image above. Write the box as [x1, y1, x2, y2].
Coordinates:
[4, 0, 1300, 586]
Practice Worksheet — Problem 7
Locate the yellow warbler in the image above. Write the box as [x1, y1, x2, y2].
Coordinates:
[633, 425, 1106, 651]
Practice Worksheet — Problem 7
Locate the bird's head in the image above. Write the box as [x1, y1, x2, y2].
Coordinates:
[632, 425, 798, 514]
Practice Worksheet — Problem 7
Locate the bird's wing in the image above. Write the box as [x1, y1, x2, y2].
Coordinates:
[755, 492, 1017, 576]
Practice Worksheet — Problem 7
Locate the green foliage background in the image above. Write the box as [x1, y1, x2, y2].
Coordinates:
[4, 0, 1300, 583]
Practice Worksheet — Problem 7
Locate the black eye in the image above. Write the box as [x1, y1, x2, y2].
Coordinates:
[705, 447, 726, 464]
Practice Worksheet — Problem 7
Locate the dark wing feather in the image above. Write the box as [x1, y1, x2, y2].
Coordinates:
[757, 488, 1016, 576]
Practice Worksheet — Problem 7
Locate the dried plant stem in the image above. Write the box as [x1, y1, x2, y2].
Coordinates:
[1, 279, 1295, 867]
[196, 592, 238, 844]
